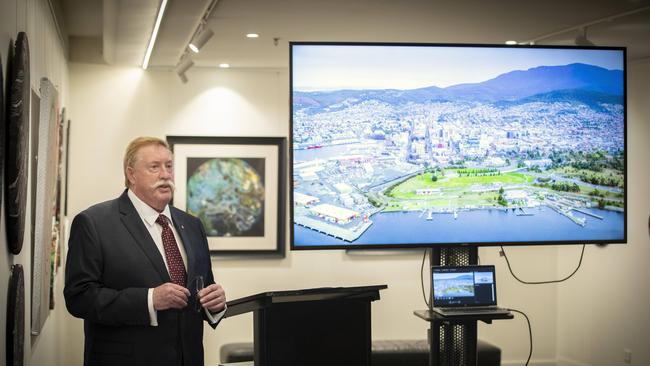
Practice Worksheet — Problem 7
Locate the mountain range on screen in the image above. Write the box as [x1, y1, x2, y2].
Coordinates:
[440, 274, 474, 281]
[294, 63, 624, 110]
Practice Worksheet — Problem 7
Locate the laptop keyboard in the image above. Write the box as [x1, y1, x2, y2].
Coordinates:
[440, 307, 503, 313]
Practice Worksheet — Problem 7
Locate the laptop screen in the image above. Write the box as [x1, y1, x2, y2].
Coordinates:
[432, 265, 498, 307]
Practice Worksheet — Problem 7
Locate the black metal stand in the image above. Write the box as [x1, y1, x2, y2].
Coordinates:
[429, 316, 478, 366]
[419, 247, 511, 366]
[414, 309, 513, 366]
[430, 246, 478, 267]
[429, 246, 478, 366]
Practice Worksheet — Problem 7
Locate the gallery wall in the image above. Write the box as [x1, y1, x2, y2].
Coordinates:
[555, 60, 650, 366]
[67, 63, 565, 366]
[1, 0, 70, 365]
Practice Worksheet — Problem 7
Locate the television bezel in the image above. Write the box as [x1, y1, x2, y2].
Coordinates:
[289, 41, 627, 250]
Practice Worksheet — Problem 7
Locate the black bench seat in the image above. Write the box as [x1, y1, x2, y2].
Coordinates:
[220, 339, 501, 366]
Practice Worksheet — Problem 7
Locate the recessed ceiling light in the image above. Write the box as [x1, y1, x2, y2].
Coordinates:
[246, 33, 259, 38]
[505, 40, 518, 45]
[219, 63, 230, 68]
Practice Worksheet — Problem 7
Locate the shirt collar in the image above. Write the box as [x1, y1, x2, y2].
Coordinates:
[127, 189, 173, 227]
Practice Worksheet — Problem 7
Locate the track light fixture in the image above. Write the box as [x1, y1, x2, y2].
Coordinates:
[176, 56, 194, 74]
[173, 0, 221, 83]
[175, 56, 194, 83]
[523, 5, 649, 45]
[189, 26, 214, 53]
[574, 27, 595, 46]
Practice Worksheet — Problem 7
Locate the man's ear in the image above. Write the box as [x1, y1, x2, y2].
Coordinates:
[126, 166, 136, 186]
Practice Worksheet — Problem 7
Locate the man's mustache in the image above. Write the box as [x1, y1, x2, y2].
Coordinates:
[152, 180, 175, 190]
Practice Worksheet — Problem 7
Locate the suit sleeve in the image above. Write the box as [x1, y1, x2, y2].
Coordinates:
[196, 219, 224, 329]
[64, 212, 150, 326]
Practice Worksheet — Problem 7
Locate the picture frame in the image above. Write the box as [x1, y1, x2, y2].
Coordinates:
[32, 77, 60, 334]
[167, 136, 286, 257]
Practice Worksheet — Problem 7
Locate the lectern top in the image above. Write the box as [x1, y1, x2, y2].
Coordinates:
[225, 284, 387, 318]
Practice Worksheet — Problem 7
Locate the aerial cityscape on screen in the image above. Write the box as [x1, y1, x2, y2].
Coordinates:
[433, 273, 475, 298]
[291, 45, 625, 246]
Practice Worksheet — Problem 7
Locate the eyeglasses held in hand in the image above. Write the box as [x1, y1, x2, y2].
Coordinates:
[194, 276, 204, 313]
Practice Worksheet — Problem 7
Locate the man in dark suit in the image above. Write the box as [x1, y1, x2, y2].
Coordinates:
[64, 137, 227, 366]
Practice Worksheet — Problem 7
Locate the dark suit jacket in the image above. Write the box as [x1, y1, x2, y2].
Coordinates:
[64, 190, 220, 366]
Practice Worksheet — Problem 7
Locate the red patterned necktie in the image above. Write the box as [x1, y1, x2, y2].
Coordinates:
[156, 214, 187, 286]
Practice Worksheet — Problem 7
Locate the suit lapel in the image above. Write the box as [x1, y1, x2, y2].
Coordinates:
[170, 208, 197, 286]
[118, 191, 171, 283]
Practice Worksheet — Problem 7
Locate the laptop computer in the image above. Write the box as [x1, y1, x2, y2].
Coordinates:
[431, 265, 510, 317]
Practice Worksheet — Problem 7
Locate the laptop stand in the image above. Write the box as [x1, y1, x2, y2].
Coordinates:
[415, 247, 513, 366]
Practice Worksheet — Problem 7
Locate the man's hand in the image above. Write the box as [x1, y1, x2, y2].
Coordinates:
[198, 283, 227, 313]
[153, 283, 190, 310]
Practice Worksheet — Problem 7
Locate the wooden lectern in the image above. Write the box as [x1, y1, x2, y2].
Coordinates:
[223, 285, 387, 366]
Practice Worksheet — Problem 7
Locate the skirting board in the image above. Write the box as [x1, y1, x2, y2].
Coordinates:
[502, 359, 557, 366]
[556, 357, 592, 366]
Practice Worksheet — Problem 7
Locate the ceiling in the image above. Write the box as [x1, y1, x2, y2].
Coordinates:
[60, 0, 650, 69]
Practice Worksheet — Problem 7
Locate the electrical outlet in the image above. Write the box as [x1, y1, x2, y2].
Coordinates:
[624, 348, 631, 364]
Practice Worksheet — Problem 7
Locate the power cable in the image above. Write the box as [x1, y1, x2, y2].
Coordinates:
[500, 244, 586, 284]
[508, 308, 532, 366]
[420, 248, 430, 308]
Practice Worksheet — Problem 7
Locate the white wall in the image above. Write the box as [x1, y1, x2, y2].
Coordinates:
[555, 60, 650, 366]
[1, 0, 69, 365]
[67, 63, 564, 365]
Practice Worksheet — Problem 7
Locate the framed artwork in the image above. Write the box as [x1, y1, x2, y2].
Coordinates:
[6, 32, 30, 255]
[49, 108, 68, 310]
[31, 77, 61, 334]
[1, 51, 4, 225]
[167, 136, 286, 257]
[64, 119, 71, 216]
[6, 264, 25, 366]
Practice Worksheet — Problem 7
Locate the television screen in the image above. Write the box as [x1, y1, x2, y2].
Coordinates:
[290, 42, 626, 249]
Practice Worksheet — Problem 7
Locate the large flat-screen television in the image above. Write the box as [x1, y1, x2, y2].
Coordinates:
[289, 42, 626, 249]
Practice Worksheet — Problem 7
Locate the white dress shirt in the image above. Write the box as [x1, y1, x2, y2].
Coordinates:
[127, 189, 225, 326]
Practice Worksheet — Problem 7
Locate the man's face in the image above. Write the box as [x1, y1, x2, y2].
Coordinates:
[127, 144, 175, 212]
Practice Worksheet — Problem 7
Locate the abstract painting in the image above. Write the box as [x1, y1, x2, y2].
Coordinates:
[168, 136, 286, 257]
[1, 51, 4, 222]
[6, 264, 25, 366]
[5, 32, 30, 255]
[186, 157, 266, 237]
[31, 77, 61, 334]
